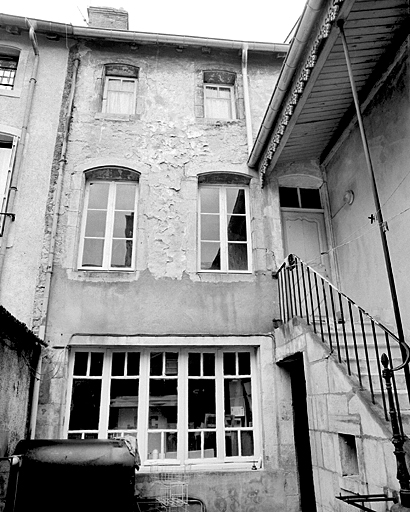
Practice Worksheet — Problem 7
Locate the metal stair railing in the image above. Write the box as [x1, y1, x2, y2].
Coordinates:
[276, 253, 410, 438]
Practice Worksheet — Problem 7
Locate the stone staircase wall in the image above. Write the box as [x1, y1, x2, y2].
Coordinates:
[275, 317, 400, 512]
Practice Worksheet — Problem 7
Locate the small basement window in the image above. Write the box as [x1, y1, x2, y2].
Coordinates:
[279, 186, 322, 209]
[338, 433, 359, 476]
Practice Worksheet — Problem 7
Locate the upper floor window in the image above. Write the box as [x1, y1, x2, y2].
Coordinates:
[78, 167, 139, 270]
[198, 172, 252, 272]
[279, 186, 322, 209]
[66, 347, 258, 466]
[0, 48, 19, 90]
[102, 64, 139, 115]
[203, 71, 236, 120]
[0, 134, 17, 234]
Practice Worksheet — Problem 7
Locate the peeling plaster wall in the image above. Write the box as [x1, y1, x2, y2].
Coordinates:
[0, 31, 70, 326]
[275, 319, 399, 512]
[325, 52, 410, 333]
[32, 40, 289, 507]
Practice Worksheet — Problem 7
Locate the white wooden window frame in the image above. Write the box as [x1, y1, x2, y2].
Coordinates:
[198, 185, 252, 273]
[102, 76, 138, 115]
[78, 180, 138, 271]
[204, 84, 236, 120]
[0, 135, 18, 234]
[64, 347, 260, 468]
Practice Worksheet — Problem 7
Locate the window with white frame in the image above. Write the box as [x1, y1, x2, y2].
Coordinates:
[66, 348, 258, 465]
[0, 49, 19, 90]
[78, 167, 139, 270]
[101, 64, 139, 115]
[198, 173, 252, 272]
[0, 134, 17, 234]
[203, 70, 236, 120]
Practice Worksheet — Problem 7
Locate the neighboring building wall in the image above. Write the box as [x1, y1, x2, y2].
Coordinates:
[0, 29, 70, 326]
[325, 50, 410, 333]
[275, 318, 399, 512]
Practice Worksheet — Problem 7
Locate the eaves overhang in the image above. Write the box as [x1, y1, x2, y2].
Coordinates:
[0, 13, 289, 54]
[249, 0, 410, 178]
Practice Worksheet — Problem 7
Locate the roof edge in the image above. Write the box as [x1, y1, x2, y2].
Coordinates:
[0, 13, 290, 53]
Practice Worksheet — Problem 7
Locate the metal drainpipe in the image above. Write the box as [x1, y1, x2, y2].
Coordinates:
[28, 56, 80, 439]
[337, 21, 410, 399]
[0, 22, 39, 279]
[242, 44, 253, 155]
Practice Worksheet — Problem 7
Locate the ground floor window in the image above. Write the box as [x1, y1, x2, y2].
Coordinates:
[66, 347, 257, 465]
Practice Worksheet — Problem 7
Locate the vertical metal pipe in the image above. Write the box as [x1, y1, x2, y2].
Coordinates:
[338, 21, 410, 399]
[301, 261, 310, 324]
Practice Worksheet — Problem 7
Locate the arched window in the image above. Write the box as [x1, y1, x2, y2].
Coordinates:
[101, 64, 139, 115]
[203, 71, 236, 120]
[78, 167, 140, 270]
[0, 47, 20, 90]
[198, 172, 252, 272]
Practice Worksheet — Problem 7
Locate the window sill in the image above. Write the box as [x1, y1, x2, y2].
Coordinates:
[138, 462, 261, 473]
[70, 269, 139, 282]
[94, 112, 140, 122]
[0, 88, 21, 98]
[196, 118, 244, 126]
[197, 272, 254, 283]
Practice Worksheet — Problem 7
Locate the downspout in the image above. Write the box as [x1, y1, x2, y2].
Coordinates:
[241, 44, 253, 155]
[28, 56, 80, 439]
[0, 21, 39, 278]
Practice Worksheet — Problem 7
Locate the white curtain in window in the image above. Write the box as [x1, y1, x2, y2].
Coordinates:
[105, 78, 135, 115]
[205, 86, 232, 119]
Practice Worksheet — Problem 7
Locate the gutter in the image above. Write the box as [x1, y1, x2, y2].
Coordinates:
[247, 0, 325, 169]
[242, 44, 253, 154]
[0, 13, 289, 53]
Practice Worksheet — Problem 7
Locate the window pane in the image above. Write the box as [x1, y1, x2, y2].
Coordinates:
[206, 98, 231, 119]
[111, 239, 133, 268]
[205, 86, 218, 98]
[279, 187, 299, 208]
[85, 210, 107, 237]
[188, 380, 215, 428]
[225, 431, 238, 456]
[69, 379, 101, 430]
[201, 242, 221, 270]
[165, 432, 178, 459]
[188, 353, 201, 376]
[107, 78, 122, 91]
[223, 353, 235, 375]
[241, 431, 254, 456]
[227, 216, 247, 242]
[226, 189, 245, 214]
[188, 431, 217, 459]
[224, 378, 252, 426]
[90, 353, 104, 376]
[165, 353, 178, 376]
[228, 244, 248, 271]
[201, 215, 219, 241]
[149, 379, 178, 429]
[150, 353, 162, 376]
[219, 87, 231, 99]
[238, 352, 251, 375]
[204, 432, 217, 458]
[82, 238, 104, 267]
[122, 80, 136, 92]
[88, 182, 109, 209]
[148, 432, 161, 459]
[113, 211, 134, 238]
[112, 352, 126, 376]
[115, 184, 136, 210]
[200, 188, 219, 213]
[109, 379, 138, 430]
[73, 352, 88, 376]
[203, 353, 215, 376]
[127, 352, 140, 376]
[300, 188, 321, 209]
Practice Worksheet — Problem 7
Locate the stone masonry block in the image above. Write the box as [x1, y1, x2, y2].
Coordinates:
[362, 437, 388, 487]
[309, 359, 330, 394]
[321, 432, 338, 472]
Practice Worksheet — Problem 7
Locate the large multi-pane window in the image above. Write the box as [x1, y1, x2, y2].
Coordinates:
[203, 70, 236, 120]
[78, 168, 139, 270]
[66, 348, 258, 465]
[0, 53, 18, 89]
[199, 186, 251, 272]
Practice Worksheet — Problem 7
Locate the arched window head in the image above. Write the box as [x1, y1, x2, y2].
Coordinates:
[79, 167, 140, 270]
[102, 64, 139, 115]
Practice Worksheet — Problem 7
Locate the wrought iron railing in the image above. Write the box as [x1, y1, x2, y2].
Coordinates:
[276, 254, 410, 437]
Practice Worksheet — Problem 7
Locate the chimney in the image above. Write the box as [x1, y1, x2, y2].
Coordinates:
[87, 6, 129, 30]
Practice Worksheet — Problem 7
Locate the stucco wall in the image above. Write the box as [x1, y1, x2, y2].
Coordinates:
[0, 30, 70, 327]
[325, 51, 410, 333]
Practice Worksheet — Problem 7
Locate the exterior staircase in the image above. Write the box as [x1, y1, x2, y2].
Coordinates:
[276, 254, 410, 436]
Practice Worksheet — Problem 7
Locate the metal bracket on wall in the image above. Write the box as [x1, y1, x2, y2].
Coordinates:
[0, 212, 15, 221]
[336, 493, 398, 511]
